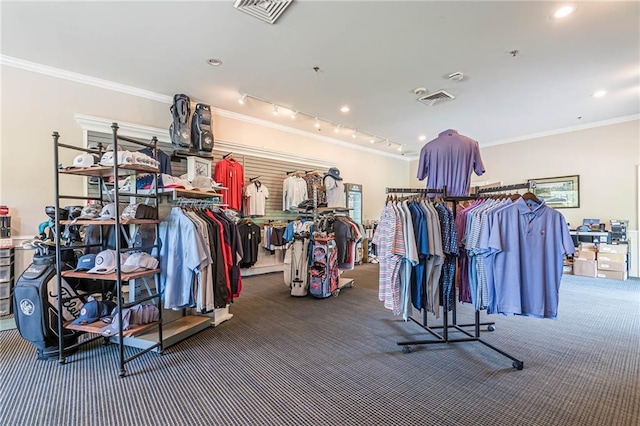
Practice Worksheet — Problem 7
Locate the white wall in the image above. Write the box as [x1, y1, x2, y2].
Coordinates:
[0, 65, 409, 239]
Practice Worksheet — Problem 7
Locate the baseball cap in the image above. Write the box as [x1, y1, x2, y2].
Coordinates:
[121, 204, 158, 221]
[74, 254, 97, 271]
[324, 167, 343, 181]
[71, 299, 117, 325]
[68, 153, 99, 168]
[76, 203, 103, 220]
[100, 307, 132, 336]
[120, 252, 159, 273]
[100, 150, 134, 166]
[161, 174, 194, 190]
[87, 250, 130, 274]
[98, 203, 124, 220]
[192, 176, 222, 192]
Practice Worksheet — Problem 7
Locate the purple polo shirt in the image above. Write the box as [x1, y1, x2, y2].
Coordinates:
[482, 198, 574, 319]
[416, 129, 485, 196]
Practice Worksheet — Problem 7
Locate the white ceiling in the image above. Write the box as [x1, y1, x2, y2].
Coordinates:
[2, 1, 639, 157]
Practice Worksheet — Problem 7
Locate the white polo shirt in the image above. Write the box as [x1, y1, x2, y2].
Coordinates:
[245, 182, 269, 216]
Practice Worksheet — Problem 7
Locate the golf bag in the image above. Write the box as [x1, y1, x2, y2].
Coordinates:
[191, 103, 214, 153]
[169, 94, 191, 148]
[309, 238, 340, 299]
[13, 256, 83, 360]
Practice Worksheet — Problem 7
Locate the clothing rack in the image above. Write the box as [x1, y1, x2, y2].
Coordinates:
[384, 185, 525, 370]
[171, 198, 227, 208]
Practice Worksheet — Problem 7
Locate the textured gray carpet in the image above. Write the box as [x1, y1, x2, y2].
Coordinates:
[1, 265, 638, 426]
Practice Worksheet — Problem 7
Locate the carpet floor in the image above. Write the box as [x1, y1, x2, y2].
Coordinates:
[1, 265, 638, 426]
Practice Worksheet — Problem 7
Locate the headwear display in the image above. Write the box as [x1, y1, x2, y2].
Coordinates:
[161, 174, 194, 190]
[68, 153, 99, 168]
[99, 150, 134, 166]
[76, 203, 103, 220]
[191, 176, 222, 192]
[74, 254, 97, 271]
[98, 203, 124, 220]
[71, 299, 117, 325]
[87, 250, 130, 274]
[324, 167, 343, 181]
[100, 304, 160, 336]
[120, 252, 159, 273]
[121, 204, 158, 221]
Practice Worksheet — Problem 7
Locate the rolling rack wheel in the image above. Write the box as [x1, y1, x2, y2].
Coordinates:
[487, 325, 496, 332]
[332, 290, 340, 297]
[402, 346, 412, 354]
[512, 361, 524, 370]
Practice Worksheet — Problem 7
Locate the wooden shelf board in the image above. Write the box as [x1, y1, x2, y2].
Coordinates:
[125, 315, 213, 349]
[64, 320, 158, 338]
[62, 268, 160, 281]
[59, 219, 159, 225]
[59, 165, 158, 177]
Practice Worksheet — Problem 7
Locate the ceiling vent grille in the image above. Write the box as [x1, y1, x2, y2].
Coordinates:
[417, 90, 455, 106]
[233, 0, 294, 24]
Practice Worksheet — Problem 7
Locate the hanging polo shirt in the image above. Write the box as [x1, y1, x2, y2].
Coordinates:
[214, 158, 244, 211]
[485, 198, 574, 319]
[416, 129, 485, 197]
[245, 182, 269, 216]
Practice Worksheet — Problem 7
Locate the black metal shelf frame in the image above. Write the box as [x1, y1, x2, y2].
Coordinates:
[53, 122, 163, 377]
[384, 184, 531, 370]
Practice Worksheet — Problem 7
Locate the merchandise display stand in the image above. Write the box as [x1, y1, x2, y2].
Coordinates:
[165, 197, 234, 328]
[312, 186, 354, 295]
[53, 123, 163, 377]
[384, 183, 535, 370]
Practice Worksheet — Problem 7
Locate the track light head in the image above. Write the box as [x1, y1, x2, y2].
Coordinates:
[239, 94, 247, 105]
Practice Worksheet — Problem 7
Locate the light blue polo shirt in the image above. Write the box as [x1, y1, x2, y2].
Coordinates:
[483, 198, 574, 319]
[416, 129, 485, 196]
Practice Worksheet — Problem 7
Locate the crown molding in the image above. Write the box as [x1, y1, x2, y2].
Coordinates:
[1, 55, 173, 104]
[74, 114, 335, 169]
[482, 114, 640, 148]
[1, 55, 408, 161]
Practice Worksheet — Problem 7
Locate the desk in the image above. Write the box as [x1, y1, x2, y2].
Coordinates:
[569, 231, 611, 246]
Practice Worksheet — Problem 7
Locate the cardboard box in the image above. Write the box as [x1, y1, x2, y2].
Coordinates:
[573, 258, 597, 278]
[575, 250, 596, 260]
[598, 243, 628, 254]
[596, 270, 628, 281]
[597, 253, 627, 263]
[578, 243, 597, 252]
[597, 260, 627, 272]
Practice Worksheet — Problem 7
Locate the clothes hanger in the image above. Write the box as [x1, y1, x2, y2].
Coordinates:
[521, 190, 541, 204]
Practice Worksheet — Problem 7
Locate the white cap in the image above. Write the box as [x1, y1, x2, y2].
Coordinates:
[69, 153, 99, 168]
[120, 252, 159, 273]
[191, 176, 221, 192]
[88, 250, 130, 274]
[98, 203, 124, 220]
[161, 174, 193, 190]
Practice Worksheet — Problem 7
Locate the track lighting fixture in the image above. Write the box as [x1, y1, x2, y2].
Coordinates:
[236, 92, 406, 154]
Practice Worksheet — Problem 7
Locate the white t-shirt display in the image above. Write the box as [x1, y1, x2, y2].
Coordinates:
[324, 176, 345, 208]
[245, 182, 269, 216]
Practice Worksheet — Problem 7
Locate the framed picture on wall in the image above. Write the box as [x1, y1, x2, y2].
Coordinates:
[187, 156, 212, 181]
[528, 175, 580, 208]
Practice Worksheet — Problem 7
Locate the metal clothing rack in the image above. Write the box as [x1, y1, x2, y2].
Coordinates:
[384, 184, 533, 370]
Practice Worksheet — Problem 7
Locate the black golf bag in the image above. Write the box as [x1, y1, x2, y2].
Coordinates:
[169, 94, 191, 148]
[13, 255, 84, 360]
[191, 103, 214, 153]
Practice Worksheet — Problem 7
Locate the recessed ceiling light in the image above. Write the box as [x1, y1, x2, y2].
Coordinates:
[369, 136, 376, 144]
[340, 106, 350, 113]
[419, 135, 427, 141]
[592, 90, 607, 98]
[207, 58, 223, 66]
[552, 6, 576, 19]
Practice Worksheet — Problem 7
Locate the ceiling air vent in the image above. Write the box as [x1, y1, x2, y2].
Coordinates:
[417, 90, 455, 106]
[233, 0, 294, 24]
